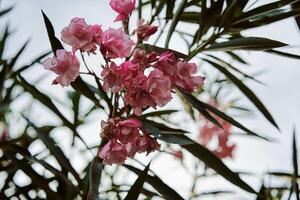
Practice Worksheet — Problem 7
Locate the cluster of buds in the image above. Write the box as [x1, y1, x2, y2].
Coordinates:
[42, 0, 205, 164]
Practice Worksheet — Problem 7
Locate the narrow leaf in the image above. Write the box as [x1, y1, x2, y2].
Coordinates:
[204, 59, 279, 129]
[180, 136, 257, 194]
[123, 164, 185, 200]
[205, 37, 287, 51]
[87, 157, 103, 200]
[140, 43, 188, 59]
[292, 128, 300, 200]
[42, 10, 64, 53]
[165, 0, 187, 48]
[124, 163, 151, 200]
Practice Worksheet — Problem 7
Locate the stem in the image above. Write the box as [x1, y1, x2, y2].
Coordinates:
[80, 51, 92, 73]
[187, 29, 225, 61]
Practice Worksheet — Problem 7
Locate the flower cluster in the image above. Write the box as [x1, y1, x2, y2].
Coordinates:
[198, 101, 236, 159]
[42, 0, 205, 165]
[99, 118, 160, 165]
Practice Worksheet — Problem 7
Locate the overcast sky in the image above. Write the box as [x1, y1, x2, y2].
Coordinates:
[1, 0, 300, 199]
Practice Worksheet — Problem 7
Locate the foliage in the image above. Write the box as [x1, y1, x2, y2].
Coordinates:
[1, 0, 300, 199]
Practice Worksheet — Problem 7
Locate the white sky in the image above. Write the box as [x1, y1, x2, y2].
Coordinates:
[1, 0, 300, 199]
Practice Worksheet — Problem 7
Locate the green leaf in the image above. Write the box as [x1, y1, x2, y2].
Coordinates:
[87, 157, 103, 200]
[0, 6, 13, 17]
[165, 0, 187, 48]
[7, 144, 78, 199]
[0, 25, 9, 59]
[180, 91, 268, 140]
[293, 1, 300, 30]
[180, 136, 257, 194]
[124, 163, 151, 200]
[140, 110, 178, 118]
[6, 153, 63, 200]
[71, 77, 102, 108]
[138, 0, 142, 18]
[233, 9, 300, 29]
[24, 119, 83, 188]
[165, 0, 175, 22]
[203, 59, 279, 129]
[256, 184, 267, 200]
[8, 40, 30, 69]
[11, 51, 51, 77]
[205, 37, 287, 51]
[226, 51, 248, 64]
[139, 43, 188, 59]
[266, 50, 300, 60]
[239, 0, 297, 21]
[141, 120, 192, 145]
[292, 128, 300, 200]
[123, 164, 185, 200]
[42, 10, 64, 54]
[16, 75, 81, 133]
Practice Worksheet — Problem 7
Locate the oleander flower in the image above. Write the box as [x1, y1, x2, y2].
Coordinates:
[109, 0, 136, 22]
[132, 48, 158, 70]
[115, 118, 141, 143]
[118, 61, 140, 88]
[0, 123, 9, 142]
[101, 62, 122, 93]
[136, 19, 158, 41]
[99, 140, 128, 165]
[61, 17, 102, 53]
[124, 69, 172, 115]
[138, 134, 160, 155]
[100, 118, 120, 140]
[101, 28, 135, 58]
[199, 101, 236, 159]
[171, 150, 184, 160]
[43, 49, 80, 87]
[173, 61, 205, 92]
[146, 69, 172, 107]
[154, 51, 177, 76]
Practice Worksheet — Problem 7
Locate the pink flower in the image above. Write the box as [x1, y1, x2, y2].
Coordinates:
[125, 141, 139, 158]
[198, 101, 236, 159]
[61, 18, 102, 53]
[101, 28, 135, 59]
[173, 61, 205, 92]
[101, 62, 122, 93]
[115, 119, 141, 143]
[99, 140, 127, 165]
[132, 48, 158, 70]
[213, 143, 236, 159]
[171, 150, 183, 160]
[109, 0, 136, 22]
[100, 118, 120, 140]
[124, 69, 172, 115]
[43, 49, 80, 87]
[138, 134, 160, 154]
[118, 61, 140, 88]
[136, 19, 158, 41]
[124, 75, 154, 115]
[146, 69, 172, 107]
[154, 52, 178, 76]
[0, 128, 9, 142]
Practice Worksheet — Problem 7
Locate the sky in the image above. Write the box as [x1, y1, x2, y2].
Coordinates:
[1, 0, 300, 199]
